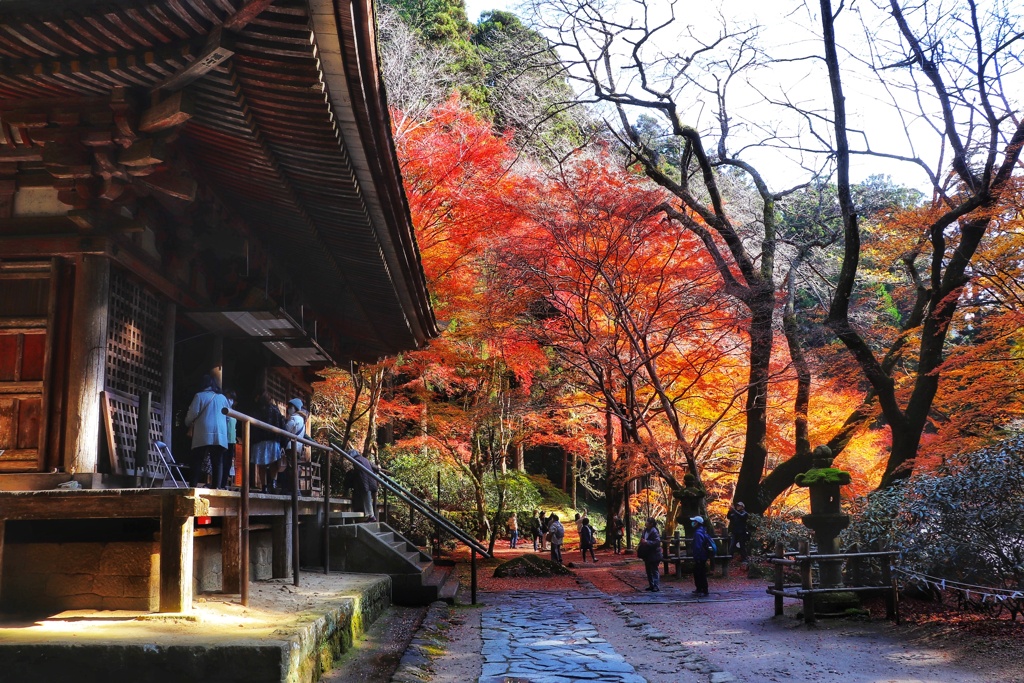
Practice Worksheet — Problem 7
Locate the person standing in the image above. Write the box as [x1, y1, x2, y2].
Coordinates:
[251, 392, 284, 492]
[547, 514, 565, 564]
[349, 448, 380, 522]
[727, 501, 750, 561]
[279, 398, 307, 494]
[507, 512, 519, 549]
[184, 374, 230, 489]
[611, 515, 625, 554]
[638, 517, 663, 591]
[690, 515, 715, 597]
[579, 517, 598, 563]
[530, 511, 542, 551]
[540, 511, 551, 552]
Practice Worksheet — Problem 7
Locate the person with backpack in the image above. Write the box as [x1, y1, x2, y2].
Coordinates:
[579, 517, 598, 562]
[690, 515, 716, 597]
[507, 512, 519, 549]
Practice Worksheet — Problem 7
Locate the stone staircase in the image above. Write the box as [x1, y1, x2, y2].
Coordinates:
[328, 521, 459, 605]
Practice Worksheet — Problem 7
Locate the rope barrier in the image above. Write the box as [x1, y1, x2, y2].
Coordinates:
[892, 566, 1024, 601]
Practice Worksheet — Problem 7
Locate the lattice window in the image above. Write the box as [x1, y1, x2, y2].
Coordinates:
[266, 370, 307, 412]
[106, 268, 166, 399]
[101, 389, 167, 480]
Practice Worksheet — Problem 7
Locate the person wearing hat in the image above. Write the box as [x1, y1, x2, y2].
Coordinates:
[727, 501, 750, 561]
[690, 515, 715, 597]
[279, 398, 306, 494]
[637, 517, 663, 591]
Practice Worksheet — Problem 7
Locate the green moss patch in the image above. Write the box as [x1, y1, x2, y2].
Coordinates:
[794, 467, 852, 487]
[493, 553, 574, 578]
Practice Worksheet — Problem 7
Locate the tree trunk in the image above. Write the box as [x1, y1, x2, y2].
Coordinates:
[733, 290, 774, 508]
[570, 450, 577, 509]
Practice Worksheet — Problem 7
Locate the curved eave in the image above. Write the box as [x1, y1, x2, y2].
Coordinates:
[308, 0, 437, 347]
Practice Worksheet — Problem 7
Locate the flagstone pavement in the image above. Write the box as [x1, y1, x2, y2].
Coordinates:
[479, 592, 646, 683]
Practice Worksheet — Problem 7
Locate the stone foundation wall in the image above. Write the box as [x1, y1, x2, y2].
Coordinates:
[0, 541, 159, 612]
[1, 527, 282, 612]
[193, 530, 274, 593]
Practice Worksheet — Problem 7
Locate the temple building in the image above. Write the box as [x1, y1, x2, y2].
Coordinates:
[0, 0, 435, 612]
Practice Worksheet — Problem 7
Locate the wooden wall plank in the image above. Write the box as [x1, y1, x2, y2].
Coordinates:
[16, 396, 39, 449]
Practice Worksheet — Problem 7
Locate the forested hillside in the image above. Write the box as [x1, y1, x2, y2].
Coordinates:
[315, 0, 1024, 577]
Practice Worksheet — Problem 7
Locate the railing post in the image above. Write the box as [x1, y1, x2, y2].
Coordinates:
[434, 470, 441, 558]
[323, 449, 330, 573]
[241, 421, 250, 606]
[471, 548, 478, 605]
[292, 439, 300, 587]
[382, 487, 389, 523]
[673, 530, 681, 577]
[882, 552, 898, 623]
[774, 541, 784, 616]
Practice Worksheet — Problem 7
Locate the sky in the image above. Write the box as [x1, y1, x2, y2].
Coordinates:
[461, 0, 1022, 195]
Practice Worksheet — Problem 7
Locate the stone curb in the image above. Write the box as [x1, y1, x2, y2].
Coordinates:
[577, 578, 739, 683]
[390, 601, 451, 683]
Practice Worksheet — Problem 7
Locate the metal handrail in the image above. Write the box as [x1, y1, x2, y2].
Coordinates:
[224, 407, 491, 603]
[326, 437, 491, 559]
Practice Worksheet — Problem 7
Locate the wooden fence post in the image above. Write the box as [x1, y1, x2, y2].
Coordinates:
[799, 539, 815, 625]
[774, 541, 784, 616]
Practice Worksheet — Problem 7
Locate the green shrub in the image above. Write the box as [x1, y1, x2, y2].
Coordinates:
[845, 434, 1024, 621]
[748, 512, 812, 557]
[527, 473, 570, 508]
[485, 470, 541, 518]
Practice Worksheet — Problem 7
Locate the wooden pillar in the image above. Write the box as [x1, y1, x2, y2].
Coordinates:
[161, 303, 176, 440]
[64, 255, 110, 475]
[222, 514, 240, 593]
[241, 421, 250, 605]
[159, 495, 194, 612]
[272, 507, 292, 579]
[514, 442, 525, 472]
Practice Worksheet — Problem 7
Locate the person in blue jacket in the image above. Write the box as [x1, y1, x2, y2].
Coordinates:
[184, 374, 230, 488]
[690, 515, 715, 597]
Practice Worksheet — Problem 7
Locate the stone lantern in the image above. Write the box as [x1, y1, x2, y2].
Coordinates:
[795, 445, 851, 589]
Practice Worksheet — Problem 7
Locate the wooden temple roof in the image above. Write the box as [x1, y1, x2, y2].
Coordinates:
[0, 0, 436, 362]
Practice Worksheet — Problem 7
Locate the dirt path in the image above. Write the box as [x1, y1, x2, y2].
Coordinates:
[413, 547, 1024, 683]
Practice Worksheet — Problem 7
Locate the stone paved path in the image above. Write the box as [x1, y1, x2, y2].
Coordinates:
[479, 592, 646, 683]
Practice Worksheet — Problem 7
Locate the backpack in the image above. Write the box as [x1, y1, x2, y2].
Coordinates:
[580, 524, 593, 546]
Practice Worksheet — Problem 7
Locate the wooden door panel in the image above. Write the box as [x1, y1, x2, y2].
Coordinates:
[0, 396, 15, 446]
[0, 335, 16, 380]
[21, 333, 46, 381]
[17, 397, 40, 449]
